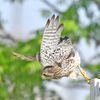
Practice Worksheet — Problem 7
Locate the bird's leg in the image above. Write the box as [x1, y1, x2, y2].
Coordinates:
[78, 65, 90, 83]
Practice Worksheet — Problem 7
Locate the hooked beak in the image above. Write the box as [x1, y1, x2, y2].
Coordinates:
[42, 75, 52, 80]
[42, 75, 47, 79]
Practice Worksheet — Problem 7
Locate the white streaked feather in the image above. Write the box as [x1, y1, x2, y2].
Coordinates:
[40, 15, 80, 69]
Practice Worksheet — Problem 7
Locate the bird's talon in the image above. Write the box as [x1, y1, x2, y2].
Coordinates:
[78, 65, 90, 83]
[84, 76, 90, 83]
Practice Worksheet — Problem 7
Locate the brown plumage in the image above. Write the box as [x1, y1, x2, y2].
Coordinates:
[10, 15, 90, 83]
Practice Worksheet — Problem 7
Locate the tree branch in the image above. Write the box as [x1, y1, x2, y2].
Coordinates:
[42, 0, 62, 14]
[89, 33, 100, 45]
[93, 0, 100, 9]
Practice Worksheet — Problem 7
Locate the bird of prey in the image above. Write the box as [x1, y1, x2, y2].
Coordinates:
[10, 15, 90, 83]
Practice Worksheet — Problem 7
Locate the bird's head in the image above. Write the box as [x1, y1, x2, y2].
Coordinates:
[41, 66, 54, 79]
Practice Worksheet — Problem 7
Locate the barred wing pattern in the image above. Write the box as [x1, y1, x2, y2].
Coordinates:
[40, 15, 64, 67]
[40, 15, 75, 67]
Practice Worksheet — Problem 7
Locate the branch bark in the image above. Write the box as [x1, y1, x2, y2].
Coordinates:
[93, 0, 100, 9]
[89, 33, 100, 45]
[42, 0, 62, 14]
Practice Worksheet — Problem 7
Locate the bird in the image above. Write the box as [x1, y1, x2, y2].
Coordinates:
[10, 14, 90, 83]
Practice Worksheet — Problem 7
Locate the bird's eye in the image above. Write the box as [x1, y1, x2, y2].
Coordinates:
[43, 73, 47, 76]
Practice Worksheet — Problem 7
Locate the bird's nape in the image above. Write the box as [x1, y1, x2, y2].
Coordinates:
[41, 66, 54, 79]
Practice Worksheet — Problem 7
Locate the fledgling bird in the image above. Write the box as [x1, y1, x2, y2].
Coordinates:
[10, 15, 90, 83]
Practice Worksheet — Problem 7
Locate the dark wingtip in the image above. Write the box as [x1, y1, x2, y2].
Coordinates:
[57, 23, 64, 31]
[45, 19, 50, 28]
[47, 19, 50, 25]
[56, 15, 59, 20]
[51, 14, 55, 20]
[60, 23, 64, 27]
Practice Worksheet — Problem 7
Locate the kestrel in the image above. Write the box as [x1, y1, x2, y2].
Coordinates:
[10, 15, 90, 83]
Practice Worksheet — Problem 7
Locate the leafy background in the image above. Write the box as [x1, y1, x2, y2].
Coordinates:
[0, 0, 100, 100]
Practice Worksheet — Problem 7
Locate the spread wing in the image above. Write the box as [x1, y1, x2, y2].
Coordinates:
[40, 15, 64, 66]
[10, 51, 38, 61]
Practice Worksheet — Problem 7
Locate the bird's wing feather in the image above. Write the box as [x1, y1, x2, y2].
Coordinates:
[59, 36, 72, 45]
[52, 44, 74, 66]
[53, 36, 74, 65]
[10, 51, 37, 61]
[61, 50, 80, 71]
[40, 15, 64, 66]
[40, 35, 75, 67]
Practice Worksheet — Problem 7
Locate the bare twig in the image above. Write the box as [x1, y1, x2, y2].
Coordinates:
[42, 0, 62, 14]
[93, 0, 100, 9]
[89, 33, 100, 45]
[0, 33, 16, 41]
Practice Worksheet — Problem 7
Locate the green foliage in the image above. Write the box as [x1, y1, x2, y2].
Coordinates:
[87, 64, 100, 78]
[0, 34, 45, 99]
[1, 0, 100, 99]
